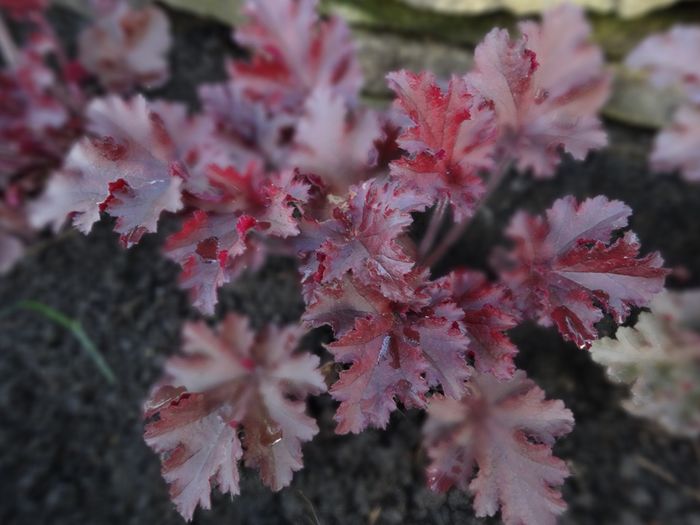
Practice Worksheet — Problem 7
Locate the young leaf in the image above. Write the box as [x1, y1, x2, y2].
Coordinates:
[327, 310, 472, 434]
[302, 274, 389, 338]
[306, 273, 471, 434]
[424, 370, 574, 525]
[147, 100, 240, 198]
[165, 164, 309, 314]
[387, 70, 497, 221]
[328, 315, 429, 434]
[164, 210, 257, 315]
[144, 314, 326, 520]
[198, 80, 294, 170]
[300, 179, 431, 302]
[497, 196, 668, 348]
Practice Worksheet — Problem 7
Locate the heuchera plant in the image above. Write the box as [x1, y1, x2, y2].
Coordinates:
[0, 0, 172, 271]
[591, 290, 700, 438]
[3, 1, 684, 523]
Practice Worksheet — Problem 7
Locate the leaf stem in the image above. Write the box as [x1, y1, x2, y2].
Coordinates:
[418, 197, 447, 259]
[423, 160, 512, 268]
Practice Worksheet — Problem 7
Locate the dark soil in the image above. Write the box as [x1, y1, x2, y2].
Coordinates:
[2, 6, 700, 525]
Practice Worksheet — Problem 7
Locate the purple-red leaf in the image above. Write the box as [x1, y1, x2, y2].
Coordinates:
[230, 0, 362, 109]
[34, 96, 183, 246]
[441, 270, 520, 379]
[651, 104, 700, 182]
[465, 5, 610, 178]
[315, 275, 471, 434]
[144, 394, 242, 521]
[424, 370, 574, 525]
[164, 164, 310, 314]
[290, 87, 382, 195]
[497, 196, 668, 348]
[328, 315, 430, 434]
[144, 314, 326, 520]
[302, 275, 389, 338]
[388, 70, 496, 221]
[626, 25, 700, 105]
[301, 179, 431, 302]
[0, 33, 75, 184]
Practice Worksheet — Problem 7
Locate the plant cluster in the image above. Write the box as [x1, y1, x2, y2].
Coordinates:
[0, 0, 171, 270]
[2, 0, 698, 524]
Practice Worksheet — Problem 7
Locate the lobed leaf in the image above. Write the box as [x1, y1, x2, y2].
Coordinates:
[144, 314, 326, 520]
[313, 273, 472, 434]
[465, 4, 610, 178]
[79, 2, 172, 92]
[388, 70, 496, 221]
[165, 164, 310, 314]
[300, 178, 431, 302]
[497, 196, 668, 348]
[291, 86, 382, 195]
[591, 291, 700, 437]
[0, 33, 74, 183]
[424, 370, 574, 525]
[32, 96, 184, 246]
[441, 270, 520, 379]
[651, 104, 700, 182]
[230, 0, 362, 109]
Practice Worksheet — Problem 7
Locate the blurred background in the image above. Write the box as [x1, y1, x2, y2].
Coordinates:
[1, 1, 700, 524]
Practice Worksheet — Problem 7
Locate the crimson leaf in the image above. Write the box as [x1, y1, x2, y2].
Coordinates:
[388, 70, 497, 221]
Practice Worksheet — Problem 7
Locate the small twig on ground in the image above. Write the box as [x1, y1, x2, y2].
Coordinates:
[368, 507, 382, 525]
[635, 455, 700, 503]
[297, 490, 321, 525]
[0, 300, 117, 384]
[0, 13, 18, 67]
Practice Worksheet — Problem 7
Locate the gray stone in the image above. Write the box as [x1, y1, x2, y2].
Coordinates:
[354, 31, 473, 98]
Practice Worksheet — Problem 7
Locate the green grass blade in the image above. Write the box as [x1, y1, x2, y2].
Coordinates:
[6, 300, 117, 384]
